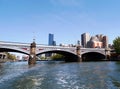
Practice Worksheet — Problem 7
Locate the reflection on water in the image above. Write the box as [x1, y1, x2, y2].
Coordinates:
[0, 61, 120, 89]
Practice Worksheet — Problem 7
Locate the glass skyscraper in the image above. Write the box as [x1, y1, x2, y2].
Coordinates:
[47, 33, 55, 57]
[48, 33, 54, 45]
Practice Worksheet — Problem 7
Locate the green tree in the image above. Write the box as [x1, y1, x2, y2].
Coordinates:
[5, 52, 16, 60]
[51, 54, 64, 60]
[113, 36, 120, 54]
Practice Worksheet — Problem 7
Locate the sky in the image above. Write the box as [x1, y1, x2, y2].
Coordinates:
[0, 0, 120, 45]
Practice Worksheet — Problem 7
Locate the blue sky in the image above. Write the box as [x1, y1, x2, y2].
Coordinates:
[0, 0, 120, 45]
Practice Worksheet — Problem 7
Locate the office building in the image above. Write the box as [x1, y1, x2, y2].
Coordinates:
[81, 33, 108, 48]
[47, 33, 56, 57]
[81, 33, 90, 48]
[87, 36, 103, 48]
[102, 36, 108, 48]
[48, 33, 54, 46]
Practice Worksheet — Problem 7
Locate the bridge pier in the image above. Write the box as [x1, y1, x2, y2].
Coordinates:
[28, 41, 36, 65]
[76, 44, 82, 62]
[105, 48, 111, 60]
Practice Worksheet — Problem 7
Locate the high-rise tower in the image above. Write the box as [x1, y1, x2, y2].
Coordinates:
[81, 33, 90, 48]
[48, 33, 54, 45]
[102, 36, 108, 48]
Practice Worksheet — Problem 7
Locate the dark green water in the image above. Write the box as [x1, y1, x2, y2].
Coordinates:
[0, 61, 120, 89]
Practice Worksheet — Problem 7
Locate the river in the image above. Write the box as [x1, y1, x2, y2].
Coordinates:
[0, 61, 120, 89]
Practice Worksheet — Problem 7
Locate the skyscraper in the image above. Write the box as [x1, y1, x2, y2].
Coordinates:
[48, 33, 54, 46]
[81, 33, 90, 48]
[46, 33, 55, 57]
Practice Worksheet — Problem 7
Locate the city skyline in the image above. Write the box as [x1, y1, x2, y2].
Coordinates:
[0, 0, 120, 45]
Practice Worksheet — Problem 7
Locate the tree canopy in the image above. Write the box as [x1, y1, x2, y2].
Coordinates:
[113, 36, 120, 54]
[5, 52, 16, 60]
[51, 54, 64, 60]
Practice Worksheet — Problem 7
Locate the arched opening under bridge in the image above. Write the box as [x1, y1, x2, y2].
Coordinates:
[36, 50, 80, 62]
[0, 48, 29, 55]
[82, 52, 105, 61]
[0, 47, 29, 62]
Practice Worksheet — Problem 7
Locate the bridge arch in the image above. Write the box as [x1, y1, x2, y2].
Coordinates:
[81, 52, 106, 61]
[0, 46, 29, 55]
[36, 49, 79, 62]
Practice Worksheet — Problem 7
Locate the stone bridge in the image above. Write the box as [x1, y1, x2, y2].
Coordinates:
[0, 41, 110, 62]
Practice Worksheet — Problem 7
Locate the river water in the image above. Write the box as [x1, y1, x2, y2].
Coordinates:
[0, 61, 120, 89]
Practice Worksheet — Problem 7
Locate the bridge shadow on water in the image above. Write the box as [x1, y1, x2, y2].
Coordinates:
[81, 52, 106, 62]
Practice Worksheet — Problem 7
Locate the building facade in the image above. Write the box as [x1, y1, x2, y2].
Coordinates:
[102, 36, 108, 48]
[0, 52, 7, 59]
[48, 33, 56, 46]
[81, 33, 90, 48]
[48, 33, 54, 45]
[47, 33, 56, 57]
[81, 33, 108, 48]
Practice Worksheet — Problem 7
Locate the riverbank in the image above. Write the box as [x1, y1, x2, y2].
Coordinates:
[110, 53, 120, 61]
[0, 59, 16, 63]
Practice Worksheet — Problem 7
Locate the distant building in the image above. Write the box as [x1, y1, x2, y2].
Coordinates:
[0, 52, 7, 59]
[108, 44, 113, 49]
[102, 36, 108, 48]
[53, 41, 56, 46]
[81, 33, 108, 48]
[48, 33, 56, 46]
[96, 34, 103, 41]
[48, 33, 54, 45]
[47, 33, 56, 57]
[87, 36, 103, 48]
[22, 55, 29, 61]
[92, 41, 103, 48]
[81, 33, 90, 48]
[16, 56, 20, 61]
